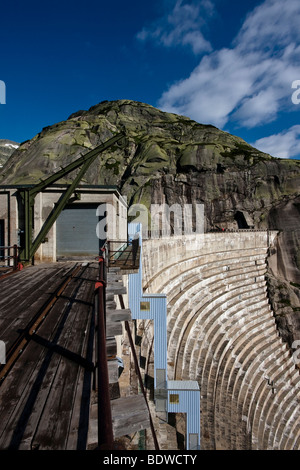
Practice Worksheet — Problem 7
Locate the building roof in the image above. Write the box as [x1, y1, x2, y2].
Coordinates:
[168, 380, 200, 391]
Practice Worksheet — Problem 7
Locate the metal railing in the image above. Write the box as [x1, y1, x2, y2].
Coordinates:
[142, 228, 271, 238]
[106, 239, 140, 269]
[0, 245, 20, 271]
[94, 254, 114, 450]
[95, 246, 159, 450]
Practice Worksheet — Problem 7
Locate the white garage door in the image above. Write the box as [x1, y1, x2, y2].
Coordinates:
[56, 204, 104, 257]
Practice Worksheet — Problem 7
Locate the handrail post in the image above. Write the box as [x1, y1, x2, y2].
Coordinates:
[95, 255, 113, 449]
[0, 245, 19, 271]
[13, 244, 18, 271]
[107, 240, 111, 267]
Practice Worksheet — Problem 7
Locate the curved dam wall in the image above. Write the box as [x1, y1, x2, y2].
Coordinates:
[140, 231, 300, 450]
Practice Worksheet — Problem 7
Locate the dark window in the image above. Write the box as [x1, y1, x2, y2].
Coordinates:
[234, 211, 249, 229]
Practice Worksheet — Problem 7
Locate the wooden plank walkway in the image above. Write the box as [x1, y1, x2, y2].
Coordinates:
[0, 261, 152, 451]
[0, 262, 97, 450]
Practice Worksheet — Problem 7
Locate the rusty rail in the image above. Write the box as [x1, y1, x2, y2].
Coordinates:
[95, 255, 114, 449]
[95, 247, 158, 449]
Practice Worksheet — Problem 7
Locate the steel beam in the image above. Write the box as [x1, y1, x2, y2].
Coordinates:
[29, 132, 125, 197]
[19, 132, 125, 262]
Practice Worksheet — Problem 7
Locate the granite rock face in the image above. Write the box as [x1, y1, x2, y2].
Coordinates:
[1, 100, 299, 229]
[267, 195, 300, 348]
[0, 99, 299, 348]
[266, 272, 300, 349]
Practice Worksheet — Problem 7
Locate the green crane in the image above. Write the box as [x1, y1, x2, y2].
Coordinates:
[18, 132, 125, 263]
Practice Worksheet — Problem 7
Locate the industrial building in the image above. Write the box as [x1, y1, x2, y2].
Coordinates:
[0, 184, 127, 263]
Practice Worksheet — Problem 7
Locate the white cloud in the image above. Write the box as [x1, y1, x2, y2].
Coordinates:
[253, 125, 300, 158]
[234, 0, 300, 53]
[159, 48, 259, 127]
[156, 0, 300, 133]
[137, 0, 300, 159]
[137, 0, 214, 54]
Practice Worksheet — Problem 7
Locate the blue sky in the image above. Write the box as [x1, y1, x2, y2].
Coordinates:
[0, 0, 300, 159]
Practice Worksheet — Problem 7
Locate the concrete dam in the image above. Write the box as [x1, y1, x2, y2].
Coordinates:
[0, 178, 299, 450]
[131, 230, 300, 450]
[1, 113, 300, 451]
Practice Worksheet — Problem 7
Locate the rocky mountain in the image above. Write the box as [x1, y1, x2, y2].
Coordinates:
[0, 99, 299, 348]
[1, 100, 299, 229]
[0, 139, 19, 168]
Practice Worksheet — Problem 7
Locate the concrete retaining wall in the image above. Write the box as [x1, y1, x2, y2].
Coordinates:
[139, 231, 300, 450]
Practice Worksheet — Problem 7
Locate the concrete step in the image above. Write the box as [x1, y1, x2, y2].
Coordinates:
[111, 395, 150, 438]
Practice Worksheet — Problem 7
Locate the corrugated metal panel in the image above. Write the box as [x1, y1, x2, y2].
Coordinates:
[167, 387, 200, 432]
[128, 222, 200, 450]
[127, 260, 143, 318]
[56, 204, 102, 256]
[128, 223, 143, 316]
[142, 294, 167, 372]
[129, 290, 168, 387]
[167, 383, 200, 450]
[168, 380, 199, 391]
[128, 223, 167, 384]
